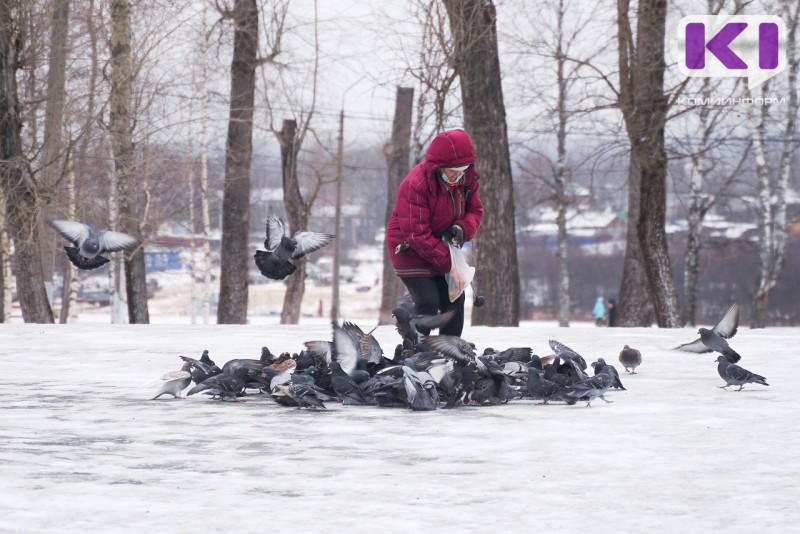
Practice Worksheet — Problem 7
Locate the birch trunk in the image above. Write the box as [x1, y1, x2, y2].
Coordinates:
[199, 3, 212, 324]
[749, 83, 773, 328]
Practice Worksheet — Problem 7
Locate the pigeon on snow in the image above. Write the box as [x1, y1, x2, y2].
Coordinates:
[47, 219, 139, 270]
[715, 355, 768, 391]
[675, 304, 742, 363]
[618, 345, 642, 374]
[151, 362, 193, 400]
[253, 215, 334, 280]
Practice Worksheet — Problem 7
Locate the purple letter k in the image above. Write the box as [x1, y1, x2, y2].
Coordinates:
[686, 22, 748, 70]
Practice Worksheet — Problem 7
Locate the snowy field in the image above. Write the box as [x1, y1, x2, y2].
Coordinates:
[1, 319, 797, 533]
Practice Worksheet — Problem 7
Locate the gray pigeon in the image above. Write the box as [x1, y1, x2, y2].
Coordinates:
[151, 362, 192, 400]
[715, 355, 768, 391]
[618, 345, 642, 374]
[592, 358, 625, 390]
[419, 334, 477, 363]
[563, 367, 615, 407]
[675, 304, 742, 363]
[253, 215, 334, 280]
[392, 294, 456, 348]
[526, 368, 564, 405]
[47, 219, 139, 270]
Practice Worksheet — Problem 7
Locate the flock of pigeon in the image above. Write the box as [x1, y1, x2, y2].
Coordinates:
[150, 302, 768, 410]
[48, 215, 333, 281]
[46, 219, 768, 409]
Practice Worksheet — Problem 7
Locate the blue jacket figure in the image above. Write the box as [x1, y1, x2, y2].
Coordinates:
[593, 296, 607, 326]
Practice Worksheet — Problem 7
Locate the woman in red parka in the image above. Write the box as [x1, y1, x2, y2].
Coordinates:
[385, 129, 484, 337]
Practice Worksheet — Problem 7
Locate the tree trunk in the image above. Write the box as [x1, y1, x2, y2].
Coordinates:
[277, 118, 308, 325]
[554, 11, 569, 327]
[110, 0, 148, 324]
[750, 6, 798, 328]
[616, 0, 680, 327]
[749, 81, 773, 328]
[0, 0, 54, 323]
[0, 187, 10, 322]
[444, 0, 519, 327]
[199, 3, 212, 324]
[616, 155, 654, 326]
[380, 86, 414, 324]
[59, 107, 77, 324]
[217, 0, 258, 324]
[38, 0, 70, 287]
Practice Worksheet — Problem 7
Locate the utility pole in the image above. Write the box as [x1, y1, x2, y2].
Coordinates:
[331, 109, 344, 324]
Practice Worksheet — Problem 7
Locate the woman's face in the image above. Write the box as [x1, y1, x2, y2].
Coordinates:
[441, 167, 465, 185]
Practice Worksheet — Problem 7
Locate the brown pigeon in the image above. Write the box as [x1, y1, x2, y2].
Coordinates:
[618, 345, 642, 374]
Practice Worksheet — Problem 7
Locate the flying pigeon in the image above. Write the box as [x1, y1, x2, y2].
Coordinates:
[715, 355, 768, 391]
[419, 334, 477, 363]
[675, 304, 742, 363]
[392, 294, 455, 349]
[618, 345, 642, 374]
[47, 219, 139, 270]
[253, 215, 334, 280]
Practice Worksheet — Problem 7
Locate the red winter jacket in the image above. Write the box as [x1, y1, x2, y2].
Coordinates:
[386, 129, 484, 278]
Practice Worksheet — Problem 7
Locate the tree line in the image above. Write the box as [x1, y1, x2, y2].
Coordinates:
[0, 0, 798, 327]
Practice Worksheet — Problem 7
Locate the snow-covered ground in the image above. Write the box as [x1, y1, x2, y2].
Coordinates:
[1, 319, 796, 533]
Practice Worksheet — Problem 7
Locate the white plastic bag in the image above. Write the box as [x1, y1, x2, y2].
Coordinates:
[445, 242, 475, 302]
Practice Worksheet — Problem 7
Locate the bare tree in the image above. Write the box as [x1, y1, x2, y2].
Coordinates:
[38, 0, 70, 288]
[749, 1, 799, 328]
[216, 0, 261, 324]
[508, 0, 614, 327]
[405, 0, 459, 162]
[0, 0, 54, 323]
[443, 0, 520, 326]
[0, 187, 11, 321]
[616, 0, 681, 327]
[677, 79, 751, 326]
[110, 0, 149, 323]
[380, 86, 414, 323]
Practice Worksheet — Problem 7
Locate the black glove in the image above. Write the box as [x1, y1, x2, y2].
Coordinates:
[443, 224, 464, 246]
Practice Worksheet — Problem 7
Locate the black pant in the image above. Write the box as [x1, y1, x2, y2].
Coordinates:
[401, 275, 465, 337]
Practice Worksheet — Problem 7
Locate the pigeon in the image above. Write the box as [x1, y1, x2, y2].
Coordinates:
[675, 304, 742, 363]
[592, 358, 625, 390]
[526, 368, 564, 405]
[47, 219, 139, 270]
[402, 365, 440, 411]
[151, 362, 192, 400]
[618, 345, 642, 374]
[563, 367, 615, 407]
[186, 367, 250, 401]
[392, 295, 456, 349]
[253, 215, 334, 280]
[715, 355, 768, 391]
[419, 334, 476, 363]
[180, 350, 222, 384]
[330, 361, 367, 405]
